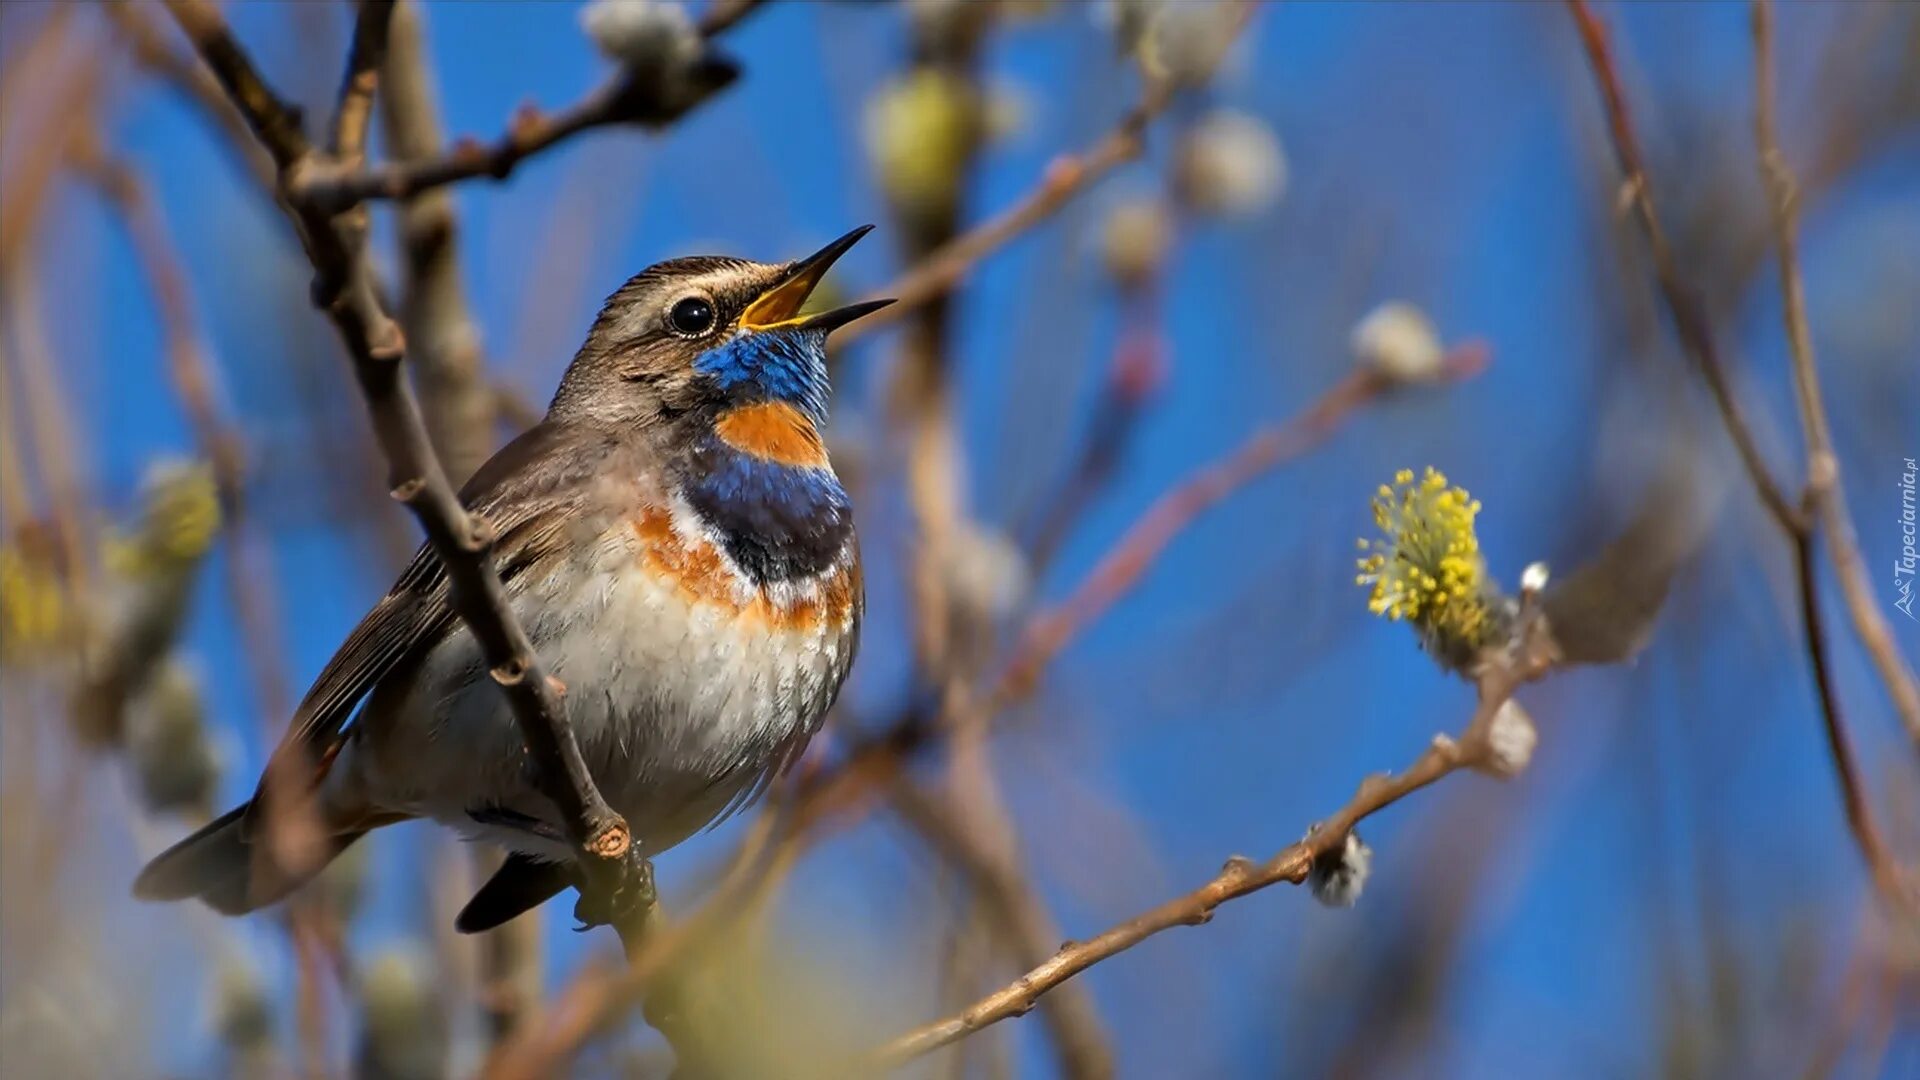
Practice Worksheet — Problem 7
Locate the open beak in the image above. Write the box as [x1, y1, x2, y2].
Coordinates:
[738, 225, 895, 334]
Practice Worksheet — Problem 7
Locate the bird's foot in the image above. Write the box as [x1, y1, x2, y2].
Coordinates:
[571, 847, 657, 936]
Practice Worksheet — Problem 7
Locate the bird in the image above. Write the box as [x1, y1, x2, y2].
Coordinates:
[134, 227, 891, 933]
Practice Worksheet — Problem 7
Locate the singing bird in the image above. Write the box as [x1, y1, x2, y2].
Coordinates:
[135, 228, 889, 932]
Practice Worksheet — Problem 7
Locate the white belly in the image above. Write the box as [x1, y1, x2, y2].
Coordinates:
[349, 514, 858, 862]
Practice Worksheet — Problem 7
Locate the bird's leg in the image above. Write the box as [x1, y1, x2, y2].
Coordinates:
[570, 846, 658, 942]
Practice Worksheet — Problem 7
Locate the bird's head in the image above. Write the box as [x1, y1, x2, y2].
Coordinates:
[551, 226, 891, 438]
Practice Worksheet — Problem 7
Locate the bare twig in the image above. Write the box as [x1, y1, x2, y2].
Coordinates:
[842, 2, 1262, 345]
[875, 641, 1557, 1066]
[1003, 351, 1488, 701]
[379, 0, 531, 1042]
[379, 0, 495, 483]
[100, 0, 277, 195]
[1565, 0, 1915, 916]
[1563, 0, 1803, 535]
[289, 5, 745, 215]
[893, 782, 1115, 1079]
[71, 144, 297, 728]
[1751, 0, 1920, 749]
[842, 90, 1167, 348]
[159, 0, 637, 911]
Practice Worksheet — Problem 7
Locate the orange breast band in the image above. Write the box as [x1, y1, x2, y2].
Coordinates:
[712, 402, 829, 468]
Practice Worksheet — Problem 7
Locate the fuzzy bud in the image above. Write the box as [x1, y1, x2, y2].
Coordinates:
[1138, 0, 1240, 87]
[127, 659, 218, 817]
[1352, 302, 1446, 384]
[581, 0, 699, 72]
[356, 946, 447, 1080]
[1100, 196, 1174, 288]
[946, 523, 1031, 627]
[1480, 699, 1538, 778]
[866, 69, 983, 228]
[1308, 830, 1373, 908]
[1174, 110, 1287, 218]
[212, 960, 274, 1059]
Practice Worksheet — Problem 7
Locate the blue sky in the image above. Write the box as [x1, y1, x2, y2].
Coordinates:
[22, 1, 1920, 1075]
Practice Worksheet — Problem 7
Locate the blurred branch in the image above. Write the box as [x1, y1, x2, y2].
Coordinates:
[158, 0, 646, 925]
[0, 8, 103, 273]
[1002, 349, 1487, 700]
[893, 781, 1114, 1079]
[844, 1, 1259, 345]
[1565, 0, 1916, 917]
[875, 625, 1561, 1066]
[379, 0, 495, 485]
[100, 0, 277, 194]
[1561, 0, 1802, 536]
[70, 142, 297, 725]
[1752, 0, 1920, 751]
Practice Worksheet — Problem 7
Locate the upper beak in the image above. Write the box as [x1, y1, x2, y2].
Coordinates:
[737, 225, 895, 334]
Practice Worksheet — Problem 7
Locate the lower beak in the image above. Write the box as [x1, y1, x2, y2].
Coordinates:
[790, 296, 896, 334]
[738, 225, 889, 332]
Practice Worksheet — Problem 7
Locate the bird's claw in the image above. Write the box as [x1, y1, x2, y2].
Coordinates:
[570, 848, 656, 934]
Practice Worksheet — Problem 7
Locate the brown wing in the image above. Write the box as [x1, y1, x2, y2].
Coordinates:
[262, 420, 619, 781]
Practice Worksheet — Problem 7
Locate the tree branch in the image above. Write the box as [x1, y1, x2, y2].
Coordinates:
[1750, 0, 1920, 750]
[1562, 0, 1804, 535]
[1565, 0, 1915, 917]
[874, 641, 1557, 1066]
[287, 2, 751, 215]
[159, 0, 640, 920]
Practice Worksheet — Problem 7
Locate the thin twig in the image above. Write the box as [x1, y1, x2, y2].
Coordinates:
[70, 144, 297, 728]
[288, 3, 747, 215]
[842, 2, 1263, 345]
[893, 782, 1115, 1078]
[1791, 504, 1913, 913]
[379, 0, 495, 483]
[841, 89, 1168, 348]
[1565, 0, 1915, 916]
[99, 0, 277, 195]
[159, 0, 637, 904]
[1751, 0, 1920, 749]
[875, 647, 1556, 1066]
[1002, 351, 1487, 701]
[1563, 0, 1803, 535]
[379, 0, 532, 1043]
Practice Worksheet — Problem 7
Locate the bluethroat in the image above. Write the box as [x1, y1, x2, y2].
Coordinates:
[135, 227, 890, 932]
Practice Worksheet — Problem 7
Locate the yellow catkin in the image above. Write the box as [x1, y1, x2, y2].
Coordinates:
[1354, 466, 1496, 656]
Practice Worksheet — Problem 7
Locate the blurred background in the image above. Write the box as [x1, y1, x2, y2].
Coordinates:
[1, 1, 1917, 1077]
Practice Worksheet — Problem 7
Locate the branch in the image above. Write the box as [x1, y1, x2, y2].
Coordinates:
[1562, 0, 1803, 535]
[892, 782, 1115, 1079]
[1001, 348, 1488, 700]
[379, 0, 494, 484]
[288, 3, 750, 215]
[98, 0, 283, 199]
[1565, 0, 1915, 917]
[70, 142, 298, 727]
[1750, 0, 1920, 749]
[875, 646, 1556, 1066]
[159, 0, 639, 913]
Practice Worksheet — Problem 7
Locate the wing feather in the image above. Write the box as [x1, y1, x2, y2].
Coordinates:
[263, 421, 620, 777]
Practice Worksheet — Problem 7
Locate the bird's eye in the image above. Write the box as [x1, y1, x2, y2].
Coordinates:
[668, 296, 716, 337]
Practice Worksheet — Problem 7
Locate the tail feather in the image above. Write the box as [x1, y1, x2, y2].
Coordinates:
[456, 853, 572, 933]
[134, 801, 362, 915]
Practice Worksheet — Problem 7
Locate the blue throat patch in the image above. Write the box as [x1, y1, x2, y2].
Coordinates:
[686, 327, 850, 582]
[692, 328, 831, 425]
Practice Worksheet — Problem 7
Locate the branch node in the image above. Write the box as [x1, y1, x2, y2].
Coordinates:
[490, 659, 528, 688]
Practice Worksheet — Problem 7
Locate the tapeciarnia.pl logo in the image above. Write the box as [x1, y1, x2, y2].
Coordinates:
[1897, 456, 1917, 621]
